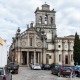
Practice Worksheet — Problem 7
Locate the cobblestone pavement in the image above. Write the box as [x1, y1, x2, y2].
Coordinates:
[12, 67, 80, 80]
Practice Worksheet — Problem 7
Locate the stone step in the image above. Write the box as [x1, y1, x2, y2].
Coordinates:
[19, 65, 28, 67]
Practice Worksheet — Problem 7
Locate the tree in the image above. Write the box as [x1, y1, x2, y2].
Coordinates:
[73, 32, 80, 65]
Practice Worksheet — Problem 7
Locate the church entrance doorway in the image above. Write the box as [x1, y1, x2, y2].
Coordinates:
[22, 51, 27, 65]
[29, 52, 34, 64]
[21, 51, 42, 65]
[65, 55, 68, 64]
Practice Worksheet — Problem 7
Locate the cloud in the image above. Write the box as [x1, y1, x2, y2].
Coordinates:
[0, 0, 80, 49]
[53, 0, 80, 37]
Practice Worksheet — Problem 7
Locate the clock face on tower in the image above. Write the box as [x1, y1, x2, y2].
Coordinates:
[37, 42, 41, 47]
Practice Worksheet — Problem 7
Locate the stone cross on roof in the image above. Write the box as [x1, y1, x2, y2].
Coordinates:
[45, 2, 46, 4]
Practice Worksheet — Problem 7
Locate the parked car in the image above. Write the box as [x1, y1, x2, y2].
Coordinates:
[0, 67, 12, 80]
[51, 64, 75, 77]
[7, 62, 19, 74]
[29, 63, 33, 69]
[42, 64, 51, 70]
[74, 67, 80, 77]
[31, 64, 41, 70]
[57, 65, 75, 77]
[51, 64, 61, 75]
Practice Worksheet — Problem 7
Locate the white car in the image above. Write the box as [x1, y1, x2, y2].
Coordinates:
[32, 64, 41, 70]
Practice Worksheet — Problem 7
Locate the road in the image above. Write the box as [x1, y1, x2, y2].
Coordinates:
[12, 67, 79, 80]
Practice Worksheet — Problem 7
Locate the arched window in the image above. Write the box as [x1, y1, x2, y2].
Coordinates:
[39, 16, 42, 23]
[51, 17, 53, 24]
[45, 15, 48, 24]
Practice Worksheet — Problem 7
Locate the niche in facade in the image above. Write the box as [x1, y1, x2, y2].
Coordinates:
[39, 16, 42, 24]
[45, 15, 48, 24]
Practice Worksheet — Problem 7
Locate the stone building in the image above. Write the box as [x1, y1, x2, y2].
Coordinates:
[9, 3, 74, 66]
[54, 35, 74, 65]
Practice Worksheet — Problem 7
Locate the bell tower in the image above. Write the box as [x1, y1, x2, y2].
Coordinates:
[35, 3, 56, 40]
[35, 3, 57, 64]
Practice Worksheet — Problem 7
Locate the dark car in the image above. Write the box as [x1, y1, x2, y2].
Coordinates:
[51, 64, 61, 75]
[7, 62, 19, 74]
[42, 64, 51, 70]
[0, 67, 12, 80]
[74, 67, 80, 77]
[51, 64, 75, 77]
[57, 65, 75, 77]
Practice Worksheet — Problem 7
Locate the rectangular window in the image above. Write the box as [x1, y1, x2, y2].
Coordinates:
[58, 45, 61, 48]
[0, 68, 4, 75]
[65, 45, 67, 48]
[30, 38, 32, 46]
[49, 55, 52, 59]
[59, 54, 61, 62]
[70, 45, 73, 49]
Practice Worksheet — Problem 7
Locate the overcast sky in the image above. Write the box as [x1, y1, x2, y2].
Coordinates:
[0, 0, 80, 48]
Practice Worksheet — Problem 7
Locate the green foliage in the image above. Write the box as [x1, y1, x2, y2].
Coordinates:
[73, 32, 80, 65]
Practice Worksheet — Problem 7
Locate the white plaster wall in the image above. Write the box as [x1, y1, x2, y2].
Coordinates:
[18, 52, 21, 65]
[0, 45, 2, 67]
[43, 50, 46, 64]
[57, 51, 62, 65]
[57, 40, 62, 50]
[47, 33, 52, 39]
[71, 62, 74, 65]
[70, 42, 74, 50]
[70, 53, 74, 65]
[48, 44, 54, 50]
[42, 6, 49, 10]
[47, 53, 54, 64]
[62, 40, 68, 50]
[0, 41, 7, 67]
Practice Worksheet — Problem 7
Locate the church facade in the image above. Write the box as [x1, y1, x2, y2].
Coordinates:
[9, 4, 74, 66]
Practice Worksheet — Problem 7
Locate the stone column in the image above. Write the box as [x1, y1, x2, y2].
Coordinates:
[28, 34, 29, 46]
[34, 51, 36, 64]
[21, 52, 23, 65]
[17, 51, 21, 65]
[54, 51, 56, 64]
[20, 51, 22, 65]
[36, 15, 39, 24]
[70, 53, 71, 64]
[40, 52, 42, 64]
[27, 51, 29, 66]
[42, 15, 45, 24]
[68, 51, 71, 64]
[68, 51, 70, 64]
[62, 52, 64, 65]
[54, 51, 58, 64]
[38, 53, 39, 64]
[62, 51, 65, 65]
[48, 14, 50, 25]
